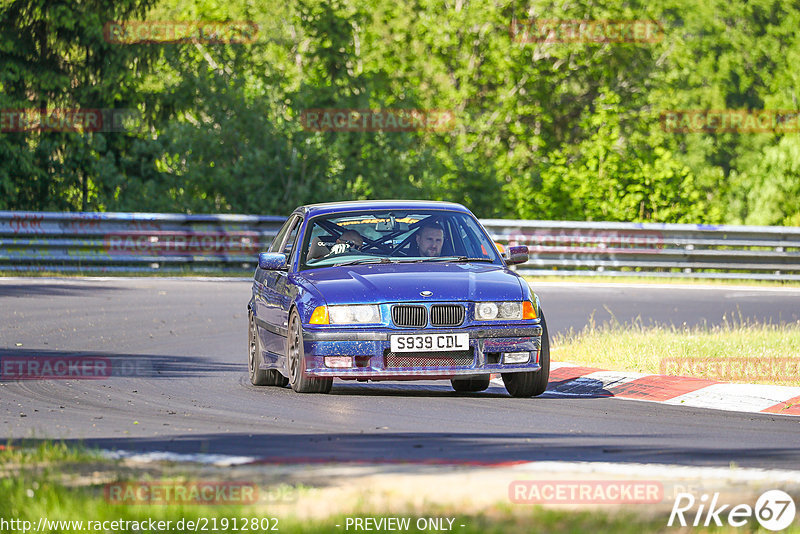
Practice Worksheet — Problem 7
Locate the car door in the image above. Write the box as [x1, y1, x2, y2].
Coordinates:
[254, 220, 286, 328]
[261, 214, 303, 358]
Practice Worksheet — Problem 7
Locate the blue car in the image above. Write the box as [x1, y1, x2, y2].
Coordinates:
[247, 200, 550, 397]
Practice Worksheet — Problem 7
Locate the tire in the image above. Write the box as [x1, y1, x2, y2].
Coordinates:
[287, 309, 332, 394]
[451, 376, 491, 392]
[268, 368, 290, 387]
[248, 311, 269, 386]
[249, 311, 289, 387]
[502, 311, 551, 398]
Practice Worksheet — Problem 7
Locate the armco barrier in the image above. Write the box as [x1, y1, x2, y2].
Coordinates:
[484, 219, 800, 280]
[0, 211, 284, 273]
[1, 212, 799, 279]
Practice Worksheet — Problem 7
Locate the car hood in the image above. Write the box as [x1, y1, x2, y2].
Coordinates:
[297, 262, 525, 304]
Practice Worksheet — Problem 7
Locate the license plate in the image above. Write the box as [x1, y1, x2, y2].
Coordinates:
[390, 333, 469, 352]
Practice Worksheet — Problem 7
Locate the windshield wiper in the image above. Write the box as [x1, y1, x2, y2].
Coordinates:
[336, 256, 495, 266]
[334, 257, 400, 267]
[416, 256, 496, 263]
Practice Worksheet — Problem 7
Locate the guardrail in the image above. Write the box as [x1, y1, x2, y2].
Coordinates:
[486, 219, 800, 280]
[0, 211, 284, 273]
[1, 211, 799, 279]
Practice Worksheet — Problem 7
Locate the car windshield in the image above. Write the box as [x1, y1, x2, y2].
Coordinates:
[299, 209, 502, 270]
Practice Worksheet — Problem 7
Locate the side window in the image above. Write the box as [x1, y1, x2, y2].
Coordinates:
[460, 215, 500, 260]
[268, 217, 296, 253]
[282, 218, 302, 260]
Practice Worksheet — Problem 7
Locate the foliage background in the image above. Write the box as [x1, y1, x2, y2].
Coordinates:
[1, 0, 798, 224]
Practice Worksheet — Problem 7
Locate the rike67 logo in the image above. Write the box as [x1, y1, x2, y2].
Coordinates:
[669, 490, 796, 531]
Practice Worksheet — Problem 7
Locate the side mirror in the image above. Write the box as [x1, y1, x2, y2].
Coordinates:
[505, 245, 529, 266]
[258, 252, 287, 270]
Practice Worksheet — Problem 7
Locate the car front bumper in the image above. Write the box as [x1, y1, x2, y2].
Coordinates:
[301, 323, 543, 379]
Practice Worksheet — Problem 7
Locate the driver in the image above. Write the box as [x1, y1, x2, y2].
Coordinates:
[415, 223, 444, 257]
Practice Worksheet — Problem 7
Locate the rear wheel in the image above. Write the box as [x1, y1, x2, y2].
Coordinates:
[287, 309, 332, 394]
[502, 311, 551, 397]
[249, 311, 289, 387]
[451, 376, 491, 392]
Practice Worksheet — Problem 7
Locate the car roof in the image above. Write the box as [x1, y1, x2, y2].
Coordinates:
[296, 200, 471, 218]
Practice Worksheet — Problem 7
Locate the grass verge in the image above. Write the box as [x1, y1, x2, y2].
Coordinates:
[0, 442, 755, 534]
[0, 440, 98, 464]
[552, 316, 800, 386]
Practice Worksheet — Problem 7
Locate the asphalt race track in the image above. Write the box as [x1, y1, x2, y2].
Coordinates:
[1, 278, 799, 468]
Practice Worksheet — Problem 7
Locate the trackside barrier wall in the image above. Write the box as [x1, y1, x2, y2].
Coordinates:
[1, 212, 800, 280]
[483, 219, 800, 281]
[0, 211, 284, 273]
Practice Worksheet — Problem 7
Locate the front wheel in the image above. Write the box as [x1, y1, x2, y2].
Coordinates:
[502, 311, 551, 397]
[287, 309, 332, 394]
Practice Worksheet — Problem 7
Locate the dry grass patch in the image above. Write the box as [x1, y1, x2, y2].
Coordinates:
[551, 315, 800, 386]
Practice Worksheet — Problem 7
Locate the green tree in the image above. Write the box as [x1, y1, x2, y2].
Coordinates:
[0, 0, 159, 210]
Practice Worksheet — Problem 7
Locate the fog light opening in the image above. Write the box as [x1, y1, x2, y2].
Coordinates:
[324, 356, 353, 368]
[504, 351, 530, 364]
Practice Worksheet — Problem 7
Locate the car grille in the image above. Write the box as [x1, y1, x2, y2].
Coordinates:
[430, 304, 464, 327]
[391, 305, 427, 327]
[384, 349, 474, 368]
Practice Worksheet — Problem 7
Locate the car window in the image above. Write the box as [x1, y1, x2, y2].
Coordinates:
[299, 209, 502, 270]
[457, 215, 496, 258]
[282, 217, 302, 265]
[268, 215, 297, 253]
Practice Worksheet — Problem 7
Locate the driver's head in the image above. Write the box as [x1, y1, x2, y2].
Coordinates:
[336, 230, 363, 250]
[416, 223, 444, 257]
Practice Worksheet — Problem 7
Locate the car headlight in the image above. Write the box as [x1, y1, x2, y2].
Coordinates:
[328, 304, 381, 324]
[475, 301, 523, 320]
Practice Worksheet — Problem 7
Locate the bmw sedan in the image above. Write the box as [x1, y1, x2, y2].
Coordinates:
[248, 200, 550, 397]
